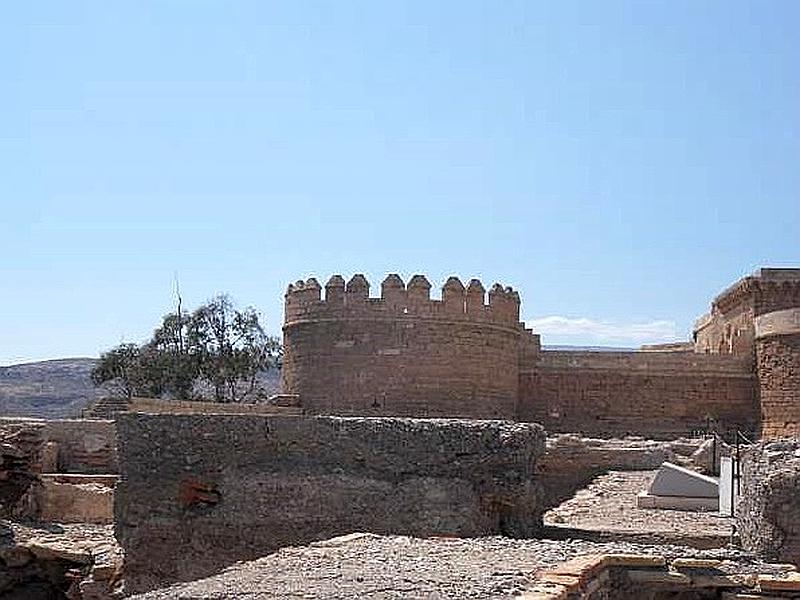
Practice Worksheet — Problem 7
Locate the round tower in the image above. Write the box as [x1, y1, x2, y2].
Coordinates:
[755, 308, 800, 438]
[281, 273, 532, 419]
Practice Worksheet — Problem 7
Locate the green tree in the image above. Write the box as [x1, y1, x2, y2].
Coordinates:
[92, 295, 281, 402]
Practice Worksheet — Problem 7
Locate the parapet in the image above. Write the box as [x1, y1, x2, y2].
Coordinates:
[284, 273, 523, 327]
[712, 268, 800, 314]
[754, 308, 800, 339]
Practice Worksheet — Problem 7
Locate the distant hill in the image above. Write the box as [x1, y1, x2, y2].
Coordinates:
[0, 358, 102, 419]
[0, 358, 283, 420]
[543, 345, 637, 352]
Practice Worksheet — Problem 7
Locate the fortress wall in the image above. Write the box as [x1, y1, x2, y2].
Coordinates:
[282, 275, 535, 419]
[693, 268, 800, 357]
[518, 351, 757, 438]
[755, 309, 800, 438]
[115, 414, 545, 593]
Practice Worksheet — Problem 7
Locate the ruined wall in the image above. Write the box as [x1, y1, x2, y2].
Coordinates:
[282, 274, 539, 419]
[739, 439, 800, 566]
[39, 419, 117, 474]
[0, 418, 116, 475]
[115, 414, 545, 593]
[519, 351, 757, 438]
[755, 309, 800, 439]
[536, 434, 712, 508]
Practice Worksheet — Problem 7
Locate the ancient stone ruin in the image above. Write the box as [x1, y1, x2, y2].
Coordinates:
[2, 266, 800, 598]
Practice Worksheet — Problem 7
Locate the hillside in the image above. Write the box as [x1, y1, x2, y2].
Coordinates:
[0, 348, 634, 420]
[0, 358, 102, 419]
[0, 358, 282, 419]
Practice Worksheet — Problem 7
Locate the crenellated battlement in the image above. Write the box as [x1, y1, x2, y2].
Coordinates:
[284, 273, 523, 328]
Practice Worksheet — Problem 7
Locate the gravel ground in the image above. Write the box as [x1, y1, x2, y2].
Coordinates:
[133, 532, 781, 600]
[544, 470, 733, 546]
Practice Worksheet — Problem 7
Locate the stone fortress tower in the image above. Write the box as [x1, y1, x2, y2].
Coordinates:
[282, 268, 800, 439]
[693, 268, 800, 437]
[281, 274, 540, 419]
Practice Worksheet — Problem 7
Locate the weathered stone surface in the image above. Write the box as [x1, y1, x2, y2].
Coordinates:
[115, 413, 546, 593]
[519, 350, 758, 438]
[283, 274, 536, 420]
[280, 268, 800, 439]
[739, 440, 800, 566]
[37, 475, 115, 524]
[756, 323, 800, 439]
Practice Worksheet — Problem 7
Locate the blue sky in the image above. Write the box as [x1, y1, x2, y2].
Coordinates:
[1, 1, 798, 364]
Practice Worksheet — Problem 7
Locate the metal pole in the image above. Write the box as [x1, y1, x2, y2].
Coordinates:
[736, 433, 741, 496]
[730, 443, 736, 518]
[711, 434, 717, 476]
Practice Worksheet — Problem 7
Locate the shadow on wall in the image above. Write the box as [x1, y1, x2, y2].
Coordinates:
[114, 414, 546, 594]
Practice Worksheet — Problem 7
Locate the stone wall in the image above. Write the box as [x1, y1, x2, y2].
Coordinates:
[755, 309, 800, 438]
[127, 397, 302, 416]
[739, 439, 800, 566]
[40, 419, 117, 474]
[115, 413, 545, 593]
[282, 274, 539, 419]
[693, 268, 800, 357]
[519, 351, 757, 438]
[0, 418, 117, 475]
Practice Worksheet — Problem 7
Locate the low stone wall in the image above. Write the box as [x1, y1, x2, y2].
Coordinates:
[115, 414, 545, 593]
[0, 417, 117, 475]
[40, 419, 117, 474]
[739, 439, 800, 566]
[127, 397, 302, 416]
[0, 420, 45, 518]
[537, 434, 714, 509]
[36, 474, 116, 524]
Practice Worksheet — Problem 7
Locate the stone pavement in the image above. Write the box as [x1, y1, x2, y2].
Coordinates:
[544, 471, 733, 548]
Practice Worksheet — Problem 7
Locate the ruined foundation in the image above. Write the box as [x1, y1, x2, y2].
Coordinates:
[115, 413, 546, 593]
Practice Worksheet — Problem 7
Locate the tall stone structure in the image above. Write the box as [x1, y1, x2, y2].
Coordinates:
[755, 308, 800, 438]
[693, 268, 800, 358]
[282, 274, 540, 419]
[282, 268, 800, 438]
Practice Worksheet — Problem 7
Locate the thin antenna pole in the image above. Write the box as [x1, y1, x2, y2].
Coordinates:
[174, 272, 184, 354]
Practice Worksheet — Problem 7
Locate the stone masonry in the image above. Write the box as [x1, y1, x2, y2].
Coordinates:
[739, 439, 800, 566]
[114, 413, 545, 594]
[755, 308, 800, 438]
[282, 274, 539, 419]
[282, 269, 800, 437]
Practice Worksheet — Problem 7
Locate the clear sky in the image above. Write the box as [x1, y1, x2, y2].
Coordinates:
[2, 1, 799, 365]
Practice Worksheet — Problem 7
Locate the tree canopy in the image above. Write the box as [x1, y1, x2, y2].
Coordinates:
[92, 294, 281, 403]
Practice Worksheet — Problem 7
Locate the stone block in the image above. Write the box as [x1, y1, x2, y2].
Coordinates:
[648, 462, 719, 498]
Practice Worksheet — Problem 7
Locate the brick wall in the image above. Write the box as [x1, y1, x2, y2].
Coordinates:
[519, 351, 757, 438]
[282, 274, 539, 419]
[115, 414, 545, 593]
